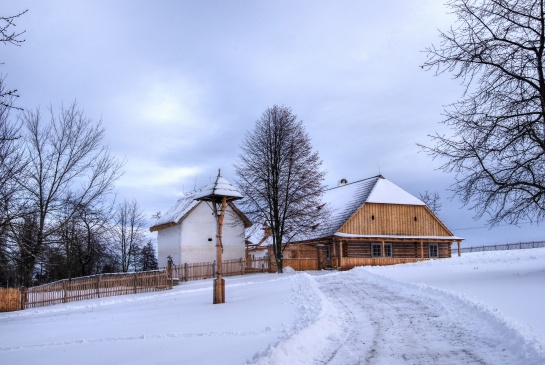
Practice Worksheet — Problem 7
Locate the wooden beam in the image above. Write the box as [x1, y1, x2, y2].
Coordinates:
[381, 240, 385, 257]
[420, 241, 423, 258]
[457, 241, 461, 257]
[339, 241, 343, 269]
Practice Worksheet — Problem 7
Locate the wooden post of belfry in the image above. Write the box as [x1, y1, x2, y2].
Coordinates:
[213, 196, 227, 304]
[457, 241, 461, 257]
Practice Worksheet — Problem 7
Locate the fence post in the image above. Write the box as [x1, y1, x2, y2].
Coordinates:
[20, 287, 27, 310]
[167, 257, 173, 288]
[184, 263, 188, 282]
[97, 274, 101, 299]
[63, 280, 68, 303]
[212, 261, 216, 279]
[240, 258, 244, 275]
[133, 273, 137, 294]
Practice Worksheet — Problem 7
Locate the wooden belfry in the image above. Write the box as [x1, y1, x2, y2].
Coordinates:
[194, 169, 243, 304]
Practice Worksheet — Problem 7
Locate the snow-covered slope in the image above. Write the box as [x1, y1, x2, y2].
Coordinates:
[1, 248, 544, 364]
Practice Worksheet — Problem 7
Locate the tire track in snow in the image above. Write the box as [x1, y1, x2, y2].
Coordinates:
[313, 270, 543, 365]
[0, 329, 283, 352]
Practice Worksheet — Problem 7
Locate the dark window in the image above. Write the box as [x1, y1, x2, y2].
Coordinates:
[429, 243, 439, 258]
[384, 243, 392, 257]
[372, 243, 381, 257]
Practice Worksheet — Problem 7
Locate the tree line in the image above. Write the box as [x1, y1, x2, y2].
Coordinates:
[0, 96, 158, 288]
[0, 11, 157, 288]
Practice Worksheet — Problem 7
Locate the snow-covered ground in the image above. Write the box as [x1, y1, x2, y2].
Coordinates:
[1, 248, 544, 364]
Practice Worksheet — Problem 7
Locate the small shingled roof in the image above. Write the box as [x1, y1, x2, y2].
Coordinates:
[194, 175, 243, 201]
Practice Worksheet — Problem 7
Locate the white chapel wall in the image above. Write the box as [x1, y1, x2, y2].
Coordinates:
[157, 224, 181, 268]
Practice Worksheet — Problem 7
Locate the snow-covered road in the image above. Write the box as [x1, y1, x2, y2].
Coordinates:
[256, 270, 544, 365]
[315, 271, 542, 364]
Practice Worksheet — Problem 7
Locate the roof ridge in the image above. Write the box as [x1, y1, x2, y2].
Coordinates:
[323, 174, 381, 192]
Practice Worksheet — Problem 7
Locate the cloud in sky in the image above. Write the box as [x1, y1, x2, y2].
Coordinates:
[2, 0, 542, 246]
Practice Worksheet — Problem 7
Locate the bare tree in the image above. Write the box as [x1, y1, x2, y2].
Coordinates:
[0, 10, 27, 110]
[421, 0, 545, 225]
[10, 102, 123, 286]
[235, 105, 326, 273]
[419, 191, 442, 215]
[56, 198, 114, 281]
[112, 199, 146, 272]
[0, 81, 24, 232]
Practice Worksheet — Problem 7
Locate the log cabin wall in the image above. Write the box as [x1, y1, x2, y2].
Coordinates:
[339, 203, 452, 236]
[343, 241, 452, 259]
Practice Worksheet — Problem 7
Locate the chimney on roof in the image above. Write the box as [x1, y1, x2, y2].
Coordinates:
[338, 178, 348, 186]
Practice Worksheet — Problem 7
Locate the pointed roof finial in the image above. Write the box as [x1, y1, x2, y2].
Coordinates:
[218, 168, 221, 177]
[194, 170, 243, 202]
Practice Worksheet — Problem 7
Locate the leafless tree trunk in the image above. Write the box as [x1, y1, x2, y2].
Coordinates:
[421, 0, 545, 225]
[235, 105, 327, 273]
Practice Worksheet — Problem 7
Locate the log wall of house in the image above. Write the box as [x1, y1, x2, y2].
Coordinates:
[339, 203, 452, 236]
[343, 241, 452, 259]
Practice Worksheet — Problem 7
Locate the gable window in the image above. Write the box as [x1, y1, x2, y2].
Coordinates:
[384, 243, 392, 257]
[372, 243, 381, 257]
[429, 243, 439, 258]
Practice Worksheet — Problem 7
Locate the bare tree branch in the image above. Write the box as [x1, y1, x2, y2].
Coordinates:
[421, 0, 545, 225]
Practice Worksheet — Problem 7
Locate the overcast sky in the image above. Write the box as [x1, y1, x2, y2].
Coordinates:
[2, 0, 542, 247]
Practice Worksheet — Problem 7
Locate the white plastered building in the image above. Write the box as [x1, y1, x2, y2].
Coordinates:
[150, 180, 252, 268]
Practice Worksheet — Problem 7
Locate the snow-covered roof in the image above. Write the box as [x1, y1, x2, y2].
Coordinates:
[312, 175, 429, 239]
[150, 175, 250, 232]
[194, 175, 243, 201]
[315, 176, 378, 238]
[150, 192, 200, 231]
[367, 178, 425, 205]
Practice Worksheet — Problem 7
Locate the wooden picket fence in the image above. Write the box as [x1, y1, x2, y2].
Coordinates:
[1, 258, 271, 312]
[0, 270, 170, 312]
[168, 257, 270, 282]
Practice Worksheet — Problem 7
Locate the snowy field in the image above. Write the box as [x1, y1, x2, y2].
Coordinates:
[1, 248, 544, 364]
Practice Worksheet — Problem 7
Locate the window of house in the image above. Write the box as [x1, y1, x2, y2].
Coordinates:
[384, 243, 392, 257]
[429, 243, 439, 258]
[372, 243, 382, 257]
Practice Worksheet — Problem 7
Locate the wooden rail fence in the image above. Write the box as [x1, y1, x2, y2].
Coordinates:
[0, 270, 170, 312]
[452, 240, 545, 255]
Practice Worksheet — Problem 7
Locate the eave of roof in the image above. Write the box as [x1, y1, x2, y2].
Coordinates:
[333, 232, 464, 241]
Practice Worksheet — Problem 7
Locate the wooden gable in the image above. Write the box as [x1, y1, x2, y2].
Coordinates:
[338, 202, 453, 237]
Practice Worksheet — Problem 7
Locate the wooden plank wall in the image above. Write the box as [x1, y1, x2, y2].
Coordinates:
[283, 258, 319, 271]
[0, 288, 20, 312]
[341, 257, 430, 270]
[339, 203, 452, 236]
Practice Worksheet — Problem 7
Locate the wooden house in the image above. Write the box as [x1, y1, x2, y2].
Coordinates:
[253, 175, 463, 271]
[150, 177, 252, 268]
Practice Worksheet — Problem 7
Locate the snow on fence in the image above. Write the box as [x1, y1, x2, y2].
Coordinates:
[452, 240, 545, 255]
[168, 257, 270, 282]
[9, 270, 170, 311]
